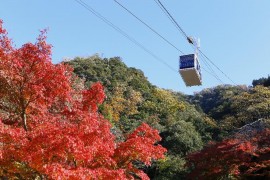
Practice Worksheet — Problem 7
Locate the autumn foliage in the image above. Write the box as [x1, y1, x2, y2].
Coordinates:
[187, 129, 270, 179]
[0, 20, 166, 179]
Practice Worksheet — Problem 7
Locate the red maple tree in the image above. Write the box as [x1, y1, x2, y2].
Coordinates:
[0, 20, 166, 179]
[187, 129, 270, 179]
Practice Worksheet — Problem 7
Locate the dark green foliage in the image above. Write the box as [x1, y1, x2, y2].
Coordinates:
[190, 85, 250, 140]
[66, 55, 154, 101]
[252, 75, 270, 87]
[147, 155, 187, 180]
[161, 120, 203, 156]
[191, 85, 248, 120]
[230, 86, 270, 126]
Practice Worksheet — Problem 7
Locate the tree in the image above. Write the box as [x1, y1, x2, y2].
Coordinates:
[230, 85, 270, 127]
[0, 23, 72, 131]
[252, 75, 270, 87]
[147, 155, 187, 180]
[0, 20, 166, 179]
[141, 88, 185, 124]
[187, 129, 270, 179]
[161, 120, 203, 156]
[191, 85, 247, 121]
[102, 84, 143, 122]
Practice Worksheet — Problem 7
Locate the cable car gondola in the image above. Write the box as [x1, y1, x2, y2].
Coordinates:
[179, 37, 202, 86]
[179, 53, 202, 86]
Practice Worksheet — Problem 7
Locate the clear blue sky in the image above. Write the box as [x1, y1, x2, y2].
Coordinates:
[1, 0, 270, 94]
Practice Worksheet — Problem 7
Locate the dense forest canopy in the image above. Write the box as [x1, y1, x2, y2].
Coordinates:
[66, 55, 270, 179]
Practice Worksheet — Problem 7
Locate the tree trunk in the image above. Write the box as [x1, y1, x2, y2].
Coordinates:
[22, 112, 27, 131]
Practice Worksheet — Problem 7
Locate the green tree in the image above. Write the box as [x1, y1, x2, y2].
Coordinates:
[252, 75, 270, 87]
[191, 85, 248, 121]
[161, 120, 203, 156]
[229, 85, 270, 127]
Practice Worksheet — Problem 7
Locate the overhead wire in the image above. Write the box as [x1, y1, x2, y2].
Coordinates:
[75, 0, 231, 85]
[154, 0, 185, 40]
[200, 56, 224, 84]
[114, 0, 223, 83]
[189, 44, 224, 83]
[199, 49, 236, 85]
[154, 0, 236, 85]
[114, 0, 184, 55]
[154, 0, 188, 39]
[154, 0, 222, 83]
[74, 0, 178, 73]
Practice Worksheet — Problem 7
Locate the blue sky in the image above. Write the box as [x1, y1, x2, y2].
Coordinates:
[1, 0, 270, 94]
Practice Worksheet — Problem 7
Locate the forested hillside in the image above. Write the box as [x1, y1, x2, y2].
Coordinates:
[191, 84, 270, 138]
[66, 56, 217, 179]
[65, 55, 270, 179]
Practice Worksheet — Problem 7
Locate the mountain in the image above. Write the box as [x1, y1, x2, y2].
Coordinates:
[65, 55, 217, 179]
[65, 55, 270, 179]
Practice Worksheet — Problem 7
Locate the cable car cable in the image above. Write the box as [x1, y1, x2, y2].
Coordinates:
[154, 0, 235, 85]
[199, 50, 236, 85]
[114, 0, 223, 84]
[114, 0, 184, 55]
[200, 59, 224, 84]
[75, 0, 224, 85]
[154, 0, 223, 83]
[189, 44, 223, 83]
[154, 0, 188, 39]
[200, 66, 223, 84]
[74, 0, 177, 73]
[154, 0, 186, 41]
